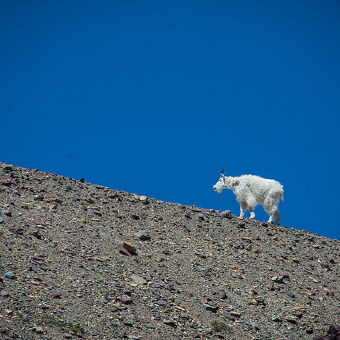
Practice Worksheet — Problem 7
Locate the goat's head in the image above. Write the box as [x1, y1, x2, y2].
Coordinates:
[212, 170, 227, 193]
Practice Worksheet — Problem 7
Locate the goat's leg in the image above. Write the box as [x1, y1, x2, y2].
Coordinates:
[263, 204, 274, 224]
[275, 210, 280, 225]
[239, 202, 247, 218]
[267, 208, 280, 225]
[249, 207, 255, 219]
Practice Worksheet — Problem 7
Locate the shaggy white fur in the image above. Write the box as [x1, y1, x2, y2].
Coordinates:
[213, 171, 284, 225]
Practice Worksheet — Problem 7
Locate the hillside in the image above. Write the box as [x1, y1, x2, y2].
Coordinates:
[0, 163, 339, 340]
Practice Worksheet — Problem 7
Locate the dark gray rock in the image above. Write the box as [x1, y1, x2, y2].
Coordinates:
[135, 230, 151, 241]
[220, 210, 231, 219]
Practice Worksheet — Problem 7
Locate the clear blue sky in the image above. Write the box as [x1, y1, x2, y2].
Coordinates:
[1, 1, 339, 240]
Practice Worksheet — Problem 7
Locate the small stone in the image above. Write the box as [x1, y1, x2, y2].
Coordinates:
[278, 272, 290, 280]
[117, 245, 132, 256]
[52, 291, 61, 298]
[2, 210, 11, 216]
[33, 220, 44, 226]
[267, 283, 274, 290]
[124, 289, 132, 296]
[32, 255, 44, 261]
[272, 276, 284, 283]
[241, 236, 252, 242]
[1, 290, 9, 297]
[131, 214, 140, 220]
[119, 331, 128, 338]
[252, 323, 260, 330]
[135, 230, 151, 241]
[293, 306, 306, 312]
[9, 227, 23, 235]
[33, 194, 44, 201]
[224, 314, 236, 321]
[31, 230, 42, 239]
[120, 297, 133, 305]
[131, 274, 147, 285]
[320, 261, 330, 269]
[158, 300, 170, 308]
[5, 330, 14, 338]
[292, 258, 300, 263]
[139, 195, 148, 203]
[2, 164, 13, 171]
[314, 324, 340, 339]
[192, 330, 200, 338]
[292, 311, 303, 318]
[220, 210, 231, 219]
[5, 272, 16, 279]
[87, 208, 101, 216]
[203, 303, 219, 312]
[229, 311, 241, 317]
[286, 291, 295, 298]
[123, 242, 136, 253]
[272, 316, 282, 322]
[216, 291, 227, 299]
[254, 297, 265, 305]
[163, 320, 177, 327]
[286, 317, 297, 324]
[64, 334, 72, 339]
[65, 184, 72, 190]
[0, 218, 4, 223]
[34, 326, 44, 334]
[237, 223, 246, 228]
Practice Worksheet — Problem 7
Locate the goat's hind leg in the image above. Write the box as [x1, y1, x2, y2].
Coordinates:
[249, 207, 255, 219]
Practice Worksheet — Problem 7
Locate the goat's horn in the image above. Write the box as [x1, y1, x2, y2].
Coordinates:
[221, 169, 225, 174]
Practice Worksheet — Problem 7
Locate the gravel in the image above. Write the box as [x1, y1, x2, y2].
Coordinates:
[0, 162, 339, 339]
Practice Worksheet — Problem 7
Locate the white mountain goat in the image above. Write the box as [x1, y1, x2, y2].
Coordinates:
[213, 170, 284, 225]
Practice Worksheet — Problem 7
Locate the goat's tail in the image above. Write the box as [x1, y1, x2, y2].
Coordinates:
[280, 192, 284, 202]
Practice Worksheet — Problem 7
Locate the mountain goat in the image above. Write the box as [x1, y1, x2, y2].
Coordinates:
[213, 170, 284, 225]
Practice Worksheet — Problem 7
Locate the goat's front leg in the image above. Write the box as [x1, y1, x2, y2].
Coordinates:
[239, 202, 247, 218]
[268, 208, 280, 225]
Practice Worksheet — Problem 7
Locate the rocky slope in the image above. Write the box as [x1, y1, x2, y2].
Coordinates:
[0, 163, 339, 340]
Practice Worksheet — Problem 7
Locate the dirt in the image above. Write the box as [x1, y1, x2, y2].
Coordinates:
[0, 162, 339, 339]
